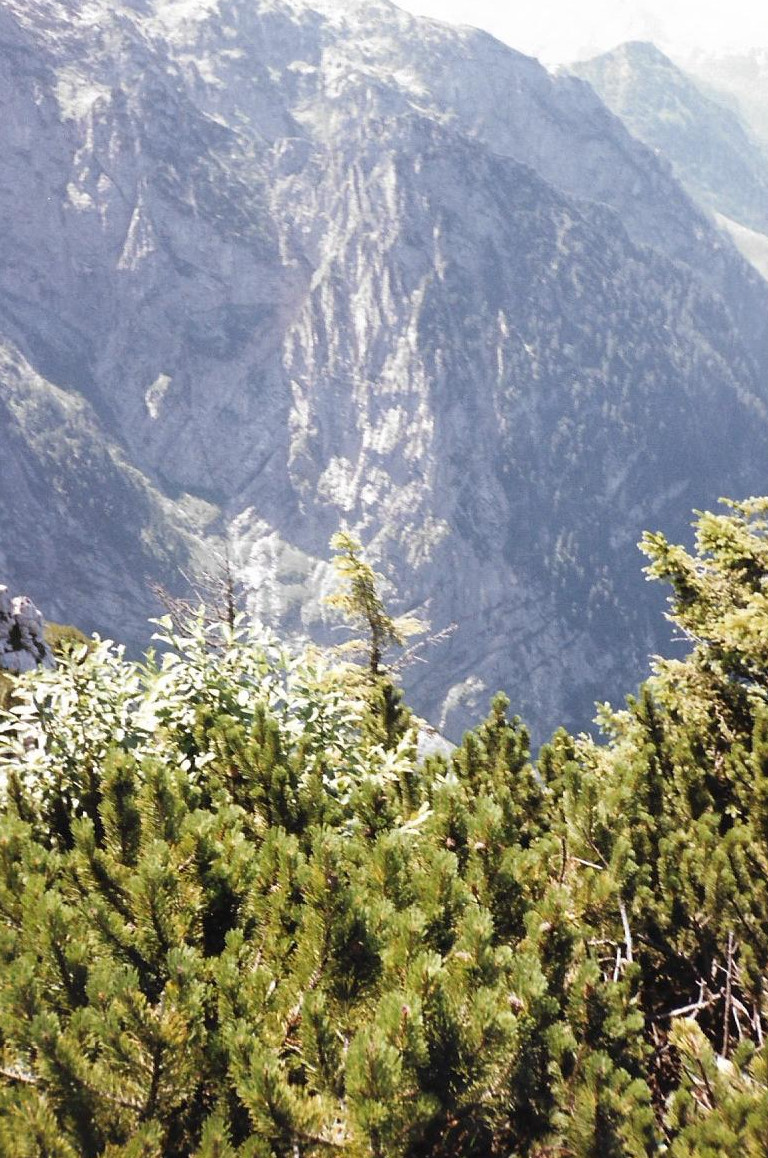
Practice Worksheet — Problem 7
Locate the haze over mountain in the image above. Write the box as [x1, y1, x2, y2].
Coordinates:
[682, 48, 768, 152]
[397, 0, 768, 71]
[570, 42, 768, 234]
[570, 41, 768, 280]
[2, 0, 768, 740]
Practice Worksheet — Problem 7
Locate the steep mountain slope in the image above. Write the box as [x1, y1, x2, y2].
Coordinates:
[0, 339, 210, 642]
[2, 0, 768, 740]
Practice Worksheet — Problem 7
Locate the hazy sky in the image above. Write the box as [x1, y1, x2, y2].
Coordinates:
[397, 0, 768, 64]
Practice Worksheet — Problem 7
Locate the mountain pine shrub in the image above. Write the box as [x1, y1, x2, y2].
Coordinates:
[0, 504, 768, 1154]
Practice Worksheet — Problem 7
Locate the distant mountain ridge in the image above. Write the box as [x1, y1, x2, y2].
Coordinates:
[2, 0, 768, 740]
[569, 42, 768, 276]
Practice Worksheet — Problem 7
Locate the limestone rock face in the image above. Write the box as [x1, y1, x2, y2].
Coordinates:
[0, 339, 213, 647]
[2, 0, 768, 740]
[0, 587, 55, 674]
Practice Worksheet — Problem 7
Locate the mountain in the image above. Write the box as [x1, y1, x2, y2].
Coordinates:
[2, 0, 768, 741]
[0, 337, 211, 642]
[570, 41, 768, 238]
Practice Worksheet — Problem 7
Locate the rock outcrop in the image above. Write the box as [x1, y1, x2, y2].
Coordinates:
[0, 587, 55, 674]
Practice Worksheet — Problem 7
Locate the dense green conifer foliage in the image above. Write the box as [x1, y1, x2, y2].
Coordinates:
[1, 506, 768, 1155]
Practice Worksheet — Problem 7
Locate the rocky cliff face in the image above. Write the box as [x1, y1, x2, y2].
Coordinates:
[0, 336, 212, 643]
[2, 0, 768, 740]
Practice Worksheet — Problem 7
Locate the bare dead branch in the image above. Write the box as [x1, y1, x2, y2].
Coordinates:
[619, 899, 634, 965]
[722, 931, 735, 1056]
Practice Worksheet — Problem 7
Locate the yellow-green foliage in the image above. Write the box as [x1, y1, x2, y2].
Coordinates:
[44, 620, 93, 658]
[326, 530, 426, 676]
[0, 670, 13, 711]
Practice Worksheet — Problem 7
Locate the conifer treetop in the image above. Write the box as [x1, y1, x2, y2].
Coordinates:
[325, 530, 426, 677]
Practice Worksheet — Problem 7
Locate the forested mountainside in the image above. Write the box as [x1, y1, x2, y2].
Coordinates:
[3, 0, 768, 740]
[2, 500, 768, 1155]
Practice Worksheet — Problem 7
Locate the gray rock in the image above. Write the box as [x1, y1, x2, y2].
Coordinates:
[0, 586, 55, 673]
[1, 0, 768, 742]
